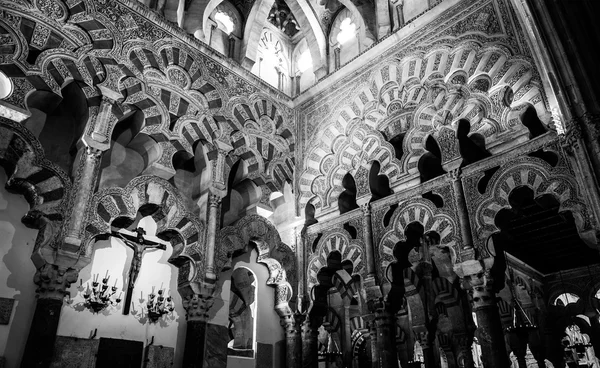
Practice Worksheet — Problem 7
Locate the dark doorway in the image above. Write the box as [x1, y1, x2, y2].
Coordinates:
[96, 338, 143, 368]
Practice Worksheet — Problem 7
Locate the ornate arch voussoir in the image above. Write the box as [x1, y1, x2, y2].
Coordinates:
[307, 229, 367, 296]
[0, 117, 71, 226]
[83, 176, 205, 271]
[474, 157, 593, 248]
[217, 214, 294, 286]
[379, 198, 459, 275]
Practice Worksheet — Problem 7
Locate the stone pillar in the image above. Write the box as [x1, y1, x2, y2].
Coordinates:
[373, 300, 399, 368]
[450, 169, 474, 250]
[455, 259, 509, 368]
[281, 314, 301, 368]
[21, 264, 78, 368]
[366, 316, 379, 368]
[301, 316, 320, 368]
[181, 291, 215, 368]
[343, 305, 352, 368]
[62, 146, 103, 251]
[205, 193, 222, 281]
[360, 204, 377, 278]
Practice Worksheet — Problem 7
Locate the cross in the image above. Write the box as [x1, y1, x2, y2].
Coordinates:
[111, 227, 168, 315]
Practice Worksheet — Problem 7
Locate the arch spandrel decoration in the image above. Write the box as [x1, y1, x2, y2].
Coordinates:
[306, 229, 367, 295]
[379, 198, 459, 279]
[83, 175, 206, 282]
[471, 156, 596, 250]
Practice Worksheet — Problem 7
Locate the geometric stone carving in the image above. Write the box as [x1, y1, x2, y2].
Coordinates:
[0, 298, 15, 325]
[50, 336, 99, 368]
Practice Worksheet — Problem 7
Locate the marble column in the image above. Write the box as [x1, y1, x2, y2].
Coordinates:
[301, 316, 320, 368]
[62, 146, 103, 251]
[374, 300, 399, 368]
[450, 169, 474, 250]
[367, 317, 379, 368]
[281, 313, 301, 368]
[456, 259, 509, 368]
[21, 264, 78, 368]
[181, 292, 214, 368]
[360, 204, 377, 277]
[205, 193, 222, 281]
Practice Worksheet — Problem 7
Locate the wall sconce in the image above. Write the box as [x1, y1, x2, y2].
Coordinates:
[146, 286, 174, 323]
[81, 271, 122, 313]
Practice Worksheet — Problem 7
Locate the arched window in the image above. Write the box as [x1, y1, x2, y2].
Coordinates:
[292, 39, 315, 95]
[208, 2, 242, 59]
[252, 29, 289, 92]
[329, 8, 360, 70]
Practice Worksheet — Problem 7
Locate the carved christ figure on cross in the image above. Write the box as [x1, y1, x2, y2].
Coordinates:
[111, 227, 168, 315]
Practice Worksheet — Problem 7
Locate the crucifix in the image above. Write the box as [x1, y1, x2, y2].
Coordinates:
[111, 227, 168, 315]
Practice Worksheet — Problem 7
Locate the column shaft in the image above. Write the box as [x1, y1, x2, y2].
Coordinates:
[361, 205, 376, 277]
[301, 319, 319, 368]
[375, 308, 399, 368]
[474, 304, 509, 368]
[205, 194, 221, 280]
[183, 320, 208, 368]
[21, 298, 63, 368]
[452, 172, 474, 249]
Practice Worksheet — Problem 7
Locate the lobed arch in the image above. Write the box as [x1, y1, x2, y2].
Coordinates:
[473, 157, 596, 250]
[299, 123, 401, 213]
[306, 229, 367, 296]
[379, 198, 459, 278]
[216, 214, 295, 314]
[83, 175, 206, 273]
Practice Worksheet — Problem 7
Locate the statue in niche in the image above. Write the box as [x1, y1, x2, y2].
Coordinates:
[228, 267, 257, 356]
[111, 227, 167, 315]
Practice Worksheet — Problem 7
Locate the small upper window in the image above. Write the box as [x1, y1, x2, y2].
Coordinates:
[297, 50, 312, 73]
[215, 11, 235, 35]
[336, 18, 356, 45]
[553, 293, 580, 306]
[0, 71, 12, 99]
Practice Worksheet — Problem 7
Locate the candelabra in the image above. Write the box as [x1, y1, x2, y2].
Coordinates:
[82, 272, 122, 313]
[146, 287, 174, 323]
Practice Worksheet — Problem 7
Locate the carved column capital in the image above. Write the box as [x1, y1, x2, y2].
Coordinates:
[360, 202, 371, 216]
[455, 258, 497, 310]
[448, 168, 462, 181]
[182, 293, 214, 322]
[208, 193, 223, 207]
[34, 264, 79, 300]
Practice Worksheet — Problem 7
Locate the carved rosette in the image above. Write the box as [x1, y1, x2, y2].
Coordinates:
[34, 264, 79, 300]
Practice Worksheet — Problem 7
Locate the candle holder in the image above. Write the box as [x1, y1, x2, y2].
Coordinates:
[81, 272, 122, 314]
[146, 287, 174, 323]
